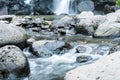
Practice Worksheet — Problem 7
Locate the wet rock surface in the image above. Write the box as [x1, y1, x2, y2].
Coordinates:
[76, 55, 93, 63]
[30, 40, 71, 57]
[65, 51, 120, 80]
[109, 45, 120, 54]
[0, 45, 30, 79]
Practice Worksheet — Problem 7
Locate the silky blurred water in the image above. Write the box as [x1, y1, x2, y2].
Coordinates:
[23, 42, 111, 80]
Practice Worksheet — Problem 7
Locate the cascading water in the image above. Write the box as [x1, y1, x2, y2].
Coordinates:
[24, 0, 34, 14]
[24, 0, 31, 4]
[23, 42, 111, 80]
[53, 0, 71, 15]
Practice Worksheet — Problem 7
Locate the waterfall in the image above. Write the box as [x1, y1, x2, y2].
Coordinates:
[24, 0, 31, 5]
[24, 0, 34, 14]
[53, 0, 71, 15]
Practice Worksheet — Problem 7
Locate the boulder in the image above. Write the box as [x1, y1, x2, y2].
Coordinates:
[92, 15, 106, 28]
[30, 40, 67, 57]
[75, 12, 107, 36]
[76, 45, 92, 54]
[77, 11, 94, 19]
[74, 11, 95, 35]
[94, 22, 120, 38]
[65, 51, 120, 80]
[0, 45, 30, 79]
[0, 21, 28, 48]
[52, 16, 75, 28]
[51, 16, 75, 35]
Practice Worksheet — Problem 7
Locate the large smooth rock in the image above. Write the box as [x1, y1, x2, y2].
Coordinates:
[0, 45, 30, 79]
[65, 51, 120, 80]
[94, 22, 120, 38]
[30, 40, 67, 57]
[0, 21, 28, 48]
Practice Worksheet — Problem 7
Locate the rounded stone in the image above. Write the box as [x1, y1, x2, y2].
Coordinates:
[0, 45, 30, 79]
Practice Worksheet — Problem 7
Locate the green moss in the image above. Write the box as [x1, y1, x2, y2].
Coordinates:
[23, 34, 29, 40]
[116, 0, 120, 6]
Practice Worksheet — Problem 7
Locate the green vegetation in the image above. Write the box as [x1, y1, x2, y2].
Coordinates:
[116, 0, 120, 6]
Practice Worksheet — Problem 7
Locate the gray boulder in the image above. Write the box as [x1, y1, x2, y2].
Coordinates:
[94, 22, 120, 38]
[76, 55, 92, 63]
[0, 45, 30, 79]
[75, 12, 95, 35]
[30, 40, 66, 57]
[0, 21, 28, 48]
[65, 51, 120, 80]
[51, 16, 75, 35]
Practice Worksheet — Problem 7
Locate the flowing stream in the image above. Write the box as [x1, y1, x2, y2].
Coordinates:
[23, 41, 112, 80]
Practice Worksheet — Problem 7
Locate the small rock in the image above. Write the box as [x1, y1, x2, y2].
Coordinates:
[27, 38, 35, 46]
[76, 46, 86, 53]
[109, 45, 120, 54]
[76, 55, 92, 63]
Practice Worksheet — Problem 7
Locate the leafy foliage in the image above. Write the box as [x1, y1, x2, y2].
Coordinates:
[116, 0, 120, 6]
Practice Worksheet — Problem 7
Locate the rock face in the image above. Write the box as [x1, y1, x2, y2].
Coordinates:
[93, 0, 116, 13]
[77, 0, 95, 12]
[65, 51, 120, 80]
[0, 21, 27, 48]
[34, 0, 53, 15]
[0, 45, 30, 79]
[0, 0, 31, 15]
